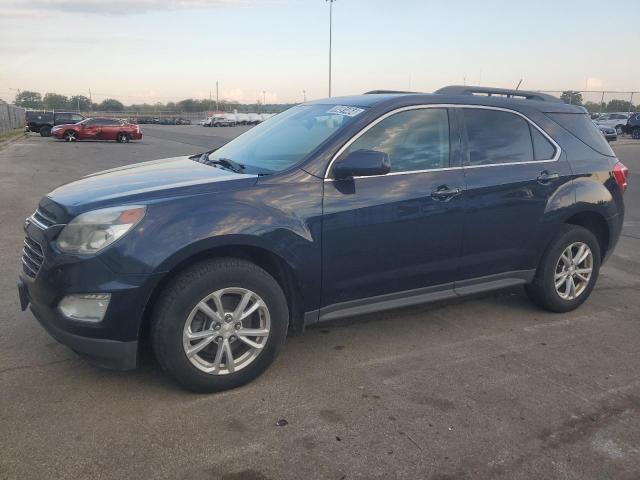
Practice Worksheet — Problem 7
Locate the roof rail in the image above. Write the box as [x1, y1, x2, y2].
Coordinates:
[434, 85, 561, 103]
[364, 90, 421, 95]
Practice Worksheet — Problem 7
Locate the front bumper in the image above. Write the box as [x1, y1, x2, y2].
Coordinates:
[19, 220, 162, 370]
[21, 280, 138, 370]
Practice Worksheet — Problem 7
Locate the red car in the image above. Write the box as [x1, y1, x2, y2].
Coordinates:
[51, 117, 142, 143]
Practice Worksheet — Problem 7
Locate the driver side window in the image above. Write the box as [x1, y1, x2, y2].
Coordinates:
[343, 108, 450, 173]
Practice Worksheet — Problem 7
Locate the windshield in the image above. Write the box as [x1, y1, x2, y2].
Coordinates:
[209, 104, 365, 173]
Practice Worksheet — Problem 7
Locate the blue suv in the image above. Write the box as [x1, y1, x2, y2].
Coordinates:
[18, 86, 628, 392]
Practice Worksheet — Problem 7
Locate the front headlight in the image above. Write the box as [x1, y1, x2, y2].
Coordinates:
[56, 205, 146, 254]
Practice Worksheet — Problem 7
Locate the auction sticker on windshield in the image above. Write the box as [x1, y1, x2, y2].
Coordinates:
[327, 105, 365, 117]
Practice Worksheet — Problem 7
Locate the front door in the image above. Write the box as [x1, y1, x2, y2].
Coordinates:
[321, 107, 465, 311]
[81, 120, 101, 139]
[457, 107, 574, 282]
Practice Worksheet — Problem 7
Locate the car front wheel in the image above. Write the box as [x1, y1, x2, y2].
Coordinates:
[64, 130, 77, 142]
[151, 258, 289, 392]
[525, 225, 601, 313]
[633, 128, 640, 140]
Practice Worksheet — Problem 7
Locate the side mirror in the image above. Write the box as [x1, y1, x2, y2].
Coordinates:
[333, 149, 390, 179]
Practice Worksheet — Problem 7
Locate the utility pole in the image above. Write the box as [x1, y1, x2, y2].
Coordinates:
[263, 90, 266, 112]
[89, 88, 92, 110]
[215, 81, 219, 111]
[209, 91, 212, 111]
[303, 90, 307, 102]
[327, 0, 336, 97]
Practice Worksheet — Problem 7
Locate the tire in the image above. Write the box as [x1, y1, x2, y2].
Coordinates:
[63, 130, 77, 142]
[633, 128, 640, 140]
[40, 126, 51, 137]
[615, 125, 624, 135]
[151, 258, 289, 393]
[117, 132, 130, 143]
[525, 225, 601, 313]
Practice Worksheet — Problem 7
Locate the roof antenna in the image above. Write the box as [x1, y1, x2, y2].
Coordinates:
[515, 79, 523, 90]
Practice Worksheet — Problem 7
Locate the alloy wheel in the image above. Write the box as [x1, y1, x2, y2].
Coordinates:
[182, 287, 270, 375]
[554, 242, 593, 300]
[65, 132, 76, 142]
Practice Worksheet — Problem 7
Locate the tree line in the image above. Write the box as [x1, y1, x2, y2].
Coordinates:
[13, 90, 292, 113]
[560, 91, 637, 113]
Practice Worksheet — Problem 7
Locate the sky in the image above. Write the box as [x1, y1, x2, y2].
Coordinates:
[0, 0, 639, 105]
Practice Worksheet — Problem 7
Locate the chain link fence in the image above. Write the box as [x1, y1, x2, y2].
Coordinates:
[0, 102, 25, 134]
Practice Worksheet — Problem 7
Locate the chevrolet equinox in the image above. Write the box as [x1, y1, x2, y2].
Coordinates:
[18, 86, 628, 392]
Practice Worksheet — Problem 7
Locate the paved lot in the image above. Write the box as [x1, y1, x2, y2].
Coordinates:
[0, 126, 639, 480]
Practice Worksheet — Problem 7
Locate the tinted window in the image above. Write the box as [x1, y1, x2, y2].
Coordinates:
[530, 126, 556, 160]
[343, 108, 450, 173]
[547, 113, 615, 157]
[71, 115, 83, 123]
[463, 109, 533, 165]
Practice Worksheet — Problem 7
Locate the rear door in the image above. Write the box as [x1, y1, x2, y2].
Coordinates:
[321, 107, 465, 310]
[98, 119, 120, 140]
[456, 107, 573, 284]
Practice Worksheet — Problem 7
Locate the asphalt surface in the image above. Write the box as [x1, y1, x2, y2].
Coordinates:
[0, 126, 639, 480]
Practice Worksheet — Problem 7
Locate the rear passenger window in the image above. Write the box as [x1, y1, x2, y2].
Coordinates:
[530, 126, 555, 160]
[463, 109, 533, 165]
[344, 108, 450, 173]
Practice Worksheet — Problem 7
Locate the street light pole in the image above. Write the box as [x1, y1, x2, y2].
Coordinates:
[327, 0, 336, 97]
[303, 90, 307, 102]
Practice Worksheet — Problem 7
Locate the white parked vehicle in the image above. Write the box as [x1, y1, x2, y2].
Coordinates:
[235, 113, 250, 125]
[247, 113, 262, 125]
[594, 112, 631, 135]
[209, 115, 236, 127]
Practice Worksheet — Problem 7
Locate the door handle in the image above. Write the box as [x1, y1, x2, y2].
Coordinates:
[537, 171, 560, 184]
[431, 185, 462, 202]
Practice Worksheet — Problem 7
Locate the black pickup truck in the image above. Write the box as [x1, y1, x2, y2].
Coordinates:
[25, 111, 85, 137]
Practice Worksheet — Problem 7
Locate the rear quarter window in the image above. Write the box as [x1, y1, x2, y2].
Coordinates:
[546, 113, 615, 157]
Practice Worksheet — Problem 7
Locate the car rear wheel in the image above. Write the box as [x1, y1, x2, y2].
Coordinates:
[39, 126, 51, 137]
[525, 225, 601, 313]
[64, 130, 77, 142]
[151, 258, 289, 392]
[117, 132, 130, 143]
[633, 128, 640, 140]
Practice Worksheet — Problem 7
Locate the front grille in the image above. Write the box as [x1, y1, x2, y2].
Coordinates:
[22, 236, 44, 278]
[31, 207, 57, 229]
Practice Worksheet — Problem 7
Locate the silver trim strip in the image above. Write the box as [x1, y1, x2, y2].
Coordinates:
[21, 258, 38, 276]
[28, 214, 49, 230]
[35, 208, 56, 225]
[323, 104, 562, 181]
[22, 247, 42, 266]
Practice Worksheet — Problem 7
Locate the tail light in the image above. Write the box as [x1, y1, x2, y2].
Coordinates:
[612, 161, 629, 194]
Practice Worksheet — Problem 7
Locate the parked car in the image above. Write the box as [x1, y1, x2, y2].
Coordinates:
[598, 125, 617, 142]
[25, 111, 85, 137]
[51, 117, 142, 143]
[247, 113, 262, 125]
[209, 115, 236, 127]
[235, 113, 250, 125]
[624, 113, 640, 139]
[18, 86, 627, 392]
[594, 112, 631, 135]
[174, 117, 191, 125]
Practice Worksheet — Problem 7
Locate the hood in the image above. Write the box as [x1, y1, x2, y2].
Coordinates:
[46, 155, 257, 214]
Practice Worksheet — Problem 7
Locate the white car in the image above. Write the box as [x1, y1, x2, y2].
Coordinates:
[594, 113, 631, 135]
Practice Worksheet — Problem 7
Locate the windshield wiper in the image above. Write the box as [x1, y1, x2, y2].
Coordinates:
[202, 155, 245, 174]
